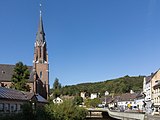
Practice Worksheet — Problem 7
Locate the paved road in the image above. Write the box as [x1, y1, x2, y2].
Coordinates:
[147, 115, 160, 120]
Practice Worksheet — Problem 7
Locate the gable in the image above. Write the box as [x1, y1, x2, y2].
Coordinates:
[152, 69, 160, 80]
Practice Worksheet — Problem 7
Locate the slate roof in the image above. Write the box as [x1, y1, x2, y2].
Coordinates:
[0, 87, 48, 103]
[145, 69, 160, 84]
[0, 87, 30, 101]
[104, 96, 113, 103]
[109, 93, 138, 103]
[36, 14, 45, 45]
[36, 94, 48, 103]
[0, 64, 34, 82]
[145, 76, 152, 84]
[118, 93, 138, 101]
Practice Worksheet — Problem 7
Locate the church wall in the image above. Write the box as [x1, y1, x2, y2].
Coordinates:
[35, 63, 49, 84]
[35, 63, 49, 98]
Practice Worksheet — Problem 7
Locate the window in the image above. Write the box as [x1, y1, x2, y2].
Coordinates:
[10, 104, 17, 112]
[11, 105, 14, 112]
[14, 104, 17, 112]
[0, 103, 4, 111]
[39, 47, 41, 58]
[5, 104, 10, 112]
[40, 71, 42, 79]
[17, 104, 21, 111]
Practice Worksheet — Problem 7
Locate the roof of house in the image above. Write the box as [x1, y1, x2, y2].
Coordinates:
[0, 64, 34, 82]
[118, 93, 138, 101]
[0, 87, 30, 101]
[0, 87, 48, 103]
[145, 69, 160, 84]
[105, 96, 114, 103]
[36, 94, 48, 103]
[145, 76, 152, 84]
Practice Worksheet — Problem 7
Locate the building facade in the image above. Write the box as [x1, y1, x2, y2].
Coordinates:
[143, 69, 160, 114]
[0, 12, 49, 99]
[151, 70, 160, 112]
[143, 75, 152, 113]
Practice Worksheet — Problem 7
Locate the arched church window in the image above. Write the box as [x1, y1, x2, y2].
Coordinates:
[40, 71, 42, 79]
[40, 47, 41, 58]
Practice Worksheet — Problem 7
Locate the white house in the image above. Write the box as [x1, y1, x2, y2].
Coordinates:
[90, 93, 99, 99]
[116, 93, 137, 110]
[143, 75, 152, 113]
[134, 93, 145, 111]
[53, 97, 63, 104]
[80, 92, 86, 99]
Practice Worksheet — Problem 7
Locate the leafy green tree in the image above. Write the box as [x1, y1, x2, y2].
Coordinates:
[53, 78, 61, 89]
[84, 98, 101, 108]
[52, 78, 61, 98]
[45, 100, 87, 120]
[73, 96, 83, 105]
[11, 62, 30, 91]
[21, 103, 35, 120]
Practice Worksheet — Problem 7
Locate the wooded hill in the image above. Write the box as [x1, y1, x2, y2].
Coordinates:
[60, 75, 144, 96]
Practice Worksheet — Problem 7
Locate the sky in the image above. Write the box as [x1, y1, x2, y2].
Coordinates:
[1, 0, 160, 87]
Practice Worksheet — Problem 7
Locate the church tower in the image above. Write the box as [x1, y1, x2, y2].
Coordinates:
[33, 9, 49, 99]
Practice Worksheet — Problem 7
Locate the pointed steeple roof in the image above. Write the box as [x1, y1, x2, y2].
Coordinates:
[36, 11, 45, 45]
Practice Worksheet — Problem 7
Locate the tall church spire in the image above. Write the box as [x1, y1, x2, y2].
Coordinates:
[33, 2, 49, 99]
[34, 3, 48, 64]
[36, 3, 45, 45]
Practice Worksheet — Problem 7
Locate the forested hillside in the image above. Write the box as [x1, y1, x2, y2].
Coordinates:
[57, 75, 144, 96]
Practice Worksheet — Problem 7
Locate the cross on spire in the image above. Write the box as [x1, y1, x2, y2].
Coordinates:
[40, 3, 42, 16]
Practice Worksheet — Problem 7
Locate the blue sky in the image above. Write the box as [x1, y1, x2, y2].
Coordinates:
[1, 0, 160, 87]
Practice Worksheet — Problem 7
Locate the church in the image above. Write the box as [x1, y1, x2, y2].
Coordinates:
[0, 10, 49, 99]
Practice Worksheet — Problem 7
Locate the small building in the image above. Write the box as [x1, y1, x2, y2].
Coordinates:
[134, 93, 145, 111]
[90, 93, 99, 99]
[80, 92, 86, 99]
[117, 93, 137, 110]
[0, 87, 48, 114]
[53, 97, 63, 104]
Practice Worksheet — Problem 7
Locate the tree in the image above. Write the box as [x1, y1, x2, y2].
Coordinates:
[11, 62, 30, 91]
[52, 78, 61, 98]
[73, 96, 83, 105]
[45, 100, 87, 120]
[84, 98, 101, 108]
[53, 78, 61, 89]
